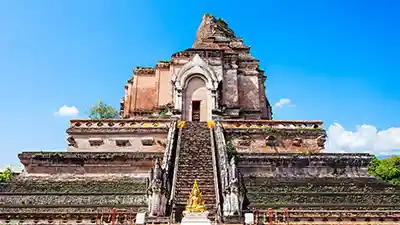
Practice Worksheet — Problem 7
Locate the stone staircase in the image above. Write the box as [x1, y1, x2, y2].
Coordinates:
[174, 122, 217, 220]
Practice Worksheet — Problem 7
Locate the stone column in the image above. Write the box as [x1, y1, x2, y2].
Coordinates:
[172, 88, 183, 120]
[222, 59, 239, 107]
[175, 88, 182, 111]
[211, 89, 217, 109]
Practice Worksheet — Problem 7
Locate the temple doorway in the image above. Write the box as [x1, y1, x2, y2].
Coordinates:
[192, 101, 201, 121]
[183, 76, 209, 121]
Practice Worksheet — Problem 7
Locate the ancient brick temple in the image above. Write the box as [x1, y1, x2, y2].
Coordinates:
[1, 14, 399, 224]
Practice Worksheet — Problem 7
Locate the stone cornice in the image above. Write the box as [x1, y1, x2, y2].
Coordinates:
[251, 209, 400, 218]
[19, 151, 163, 163]
[218, 119, 324, 129]
[250, 203, 400, 210]
[172, 49, 223, 58]
[243, 176, 398, 188]
[0, 205, 147, 213]
[225, 128, 325, 139]
[68, 119, 174, 134]
[156, 61, 170, 69]
[238, 153, 373, 178]
[67, 127, 170, 134]
[133, 66, 155, 76]
[239, 153, 373, 165]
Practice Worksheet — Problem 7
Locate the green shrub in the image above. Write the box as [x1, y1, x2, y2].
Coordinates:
[0, 168, 13, 183]
[369, 155, 400, 185]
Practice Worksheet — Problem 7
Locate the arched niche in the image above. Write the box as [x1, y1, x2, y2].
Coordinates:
[183, 75, 209, 121]
[172, 54, 219, 120]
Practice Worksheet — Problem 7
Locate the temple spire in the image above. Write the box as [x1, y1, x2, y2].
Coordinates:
[193, 13, 235, 48]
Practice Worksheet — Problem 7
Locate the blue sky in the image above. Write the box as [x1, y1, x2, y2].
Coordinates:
[0, 0, 399, 168]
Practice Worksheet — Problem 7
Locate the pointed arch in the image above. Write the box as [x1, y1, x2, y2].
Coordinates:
[172, 54, 220, 91]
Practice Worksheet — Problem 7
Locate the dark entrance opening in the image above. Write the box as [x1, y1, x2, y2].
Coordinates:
[192, 101, 201, 121]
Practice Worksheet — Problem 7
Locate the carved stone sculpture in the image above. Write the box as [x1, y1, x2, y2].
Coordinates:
[317, 135, 326, 150]
[67, 136, 78, 148]
[147, 158, 167, 217]
[292, 137, 303, 147]
[223, 157, 244, 216]
[184, 179, 206, 215]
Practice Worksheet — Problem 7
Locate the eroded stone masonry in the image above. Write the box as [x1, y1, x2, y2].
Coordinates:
[1, 14, 399, 225]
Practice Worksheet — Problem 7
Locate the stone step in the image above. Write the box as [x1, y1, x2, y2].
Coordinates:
[176, 181, 215, 186]
[175, 193, 216, 199]
[175, 188, 216, 193]
[175, 189, 216, 194]
[175, 202, 217, 208]
[178, 158, 213, 161]
[174, 198, 216, 204]
[176, 184, 215, 188]
[177, 160, 214, 163]
[176, 186, 215, 190]
[175, 195, 216, 200]
[177, 171, 214, 174]
[178, 155, 213, 159]
[176, 179, 215, 184]
[177, 166, 214, 169]
[177, 175, 214, 180]
[177, 164, 213, 166]
[179, 152, 212, 155]
[175, 122, 217, 218]
[176, 170, 214, 174]
[176, 172, 214, 176]
[180, 146, 211, 150]
[175, 183, 215, 188]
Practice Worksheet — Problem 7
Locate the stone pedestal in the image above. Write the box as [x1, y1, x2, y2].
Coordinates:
[181, 211, 212, 225]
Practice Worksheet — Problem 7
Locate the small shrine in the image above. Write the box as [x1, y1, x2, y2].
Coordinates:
[181, 180, 212, 225]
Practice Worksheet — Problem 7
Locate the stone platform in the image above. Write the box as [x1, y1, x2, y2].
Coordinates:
[181, 211, 212, 225]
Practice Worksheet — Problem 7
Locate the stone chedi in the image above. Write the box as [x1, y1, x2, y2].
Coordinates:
[0, 14, 399, 225]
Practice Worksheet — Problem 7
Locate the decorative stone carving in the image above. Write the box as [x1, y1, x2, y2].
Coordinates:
[156, 139, 167, 148]
[67, 136, 78, 148]
[115, 139, 131, 147]
[265, 135, 277, 147]
[172, 54, 220, 90]
[292, 137, 303, 147]
[142, 137, 155, 146]
[147, 158, 167, 217]
[223, 157, 244, 216]
[238, 135, 251, 146]
[317, 135, 327, 150]
[88, 138, 104, 147]
[237, 139, 251, 146]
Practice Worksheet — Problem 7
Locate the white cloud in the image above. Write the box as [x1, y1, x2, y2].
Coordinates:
[325, 123, 400, 156]
[274, 98, 295, 108]
[0, 164, 23, 172]
[55, 105, 79, 117]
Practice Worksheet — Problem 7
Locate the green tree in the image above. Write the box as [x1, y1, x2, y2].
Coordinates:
[88, 101, 119, 119]
[369, 155, 400, 185]
[0, 168, 13, 183]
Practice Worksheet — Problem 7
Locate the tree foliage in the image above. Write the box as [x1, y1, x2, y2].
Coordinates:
[368, 155, 400, 185]
[0, 168, 13, 183]
[88, 101, 119, 119]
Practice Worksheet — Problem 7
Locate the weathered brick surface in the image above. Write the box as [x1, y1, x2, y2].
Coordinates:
[238, 75, 260, 110]
[224, 127, 326, 154]
[239, 154, 400, 210]
[120, 14, 272, 120]
[18, 151, 162, 175]
[0, 180, 148, 215]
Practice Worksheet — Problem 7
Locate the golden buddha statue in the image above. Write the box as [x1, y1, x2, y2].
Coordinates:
[184, 179, 206, 214]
